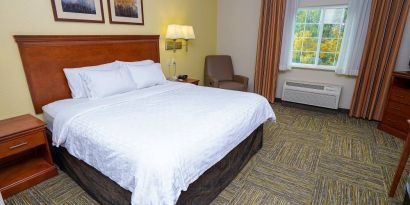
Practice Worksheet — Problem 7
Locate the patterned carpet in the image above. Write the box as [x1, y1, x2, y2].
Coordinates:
[4, 104, 408, 205]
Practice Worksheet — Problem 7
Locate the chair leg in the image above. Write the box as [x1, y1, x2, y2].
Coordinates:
[389, 136, 410, 197]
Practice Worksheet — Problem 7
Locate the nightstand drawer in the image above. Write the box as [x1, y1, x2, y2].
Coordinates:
[385, 101, 410, 117]
[390, 87, 410, 105]
[0, 131, 45, 159]
[383, 112, 410, 133]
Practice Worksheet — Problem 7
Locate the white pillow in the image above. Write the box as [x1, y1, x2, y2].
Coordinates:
[127, 63, 166, 89]
[64, 60, 153, 99]
[116, 59, 154, 67]
[80, 68, 136, 98]
[64, 62, 119, 99]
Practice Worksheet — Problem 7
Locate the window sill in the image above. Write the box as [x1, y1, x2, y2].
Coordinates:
[291, 64, 336, 72]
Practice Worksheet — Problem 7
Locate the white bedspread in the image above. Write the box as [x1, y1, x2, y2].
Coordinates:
[52, 82, 275, 205]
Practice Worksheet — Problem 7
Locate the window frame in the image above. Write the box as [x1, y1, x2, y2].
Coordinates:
[291, 5, 348, 71]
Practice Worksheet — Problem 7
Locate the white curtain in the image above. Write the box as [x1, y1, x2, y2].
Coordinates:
[336, 0, 372, 76]
[279, 0, 299, 71]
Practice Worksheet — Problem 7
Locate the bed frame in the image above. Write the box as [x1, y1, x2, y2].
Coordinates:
[47, 126, 262, 205]
[15, 35, 263, 204]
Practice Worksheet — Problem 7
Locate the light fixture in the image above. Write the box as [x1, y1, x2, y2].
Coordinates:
[166, 24, 183, 39]
[165, 24, 195, 52]
[181, 25, 195, 52]
[166, 24, 183, 53]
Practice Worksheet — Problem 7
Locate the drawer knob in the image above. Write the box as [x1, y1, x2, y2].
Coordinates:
[9, 142, 28, 150]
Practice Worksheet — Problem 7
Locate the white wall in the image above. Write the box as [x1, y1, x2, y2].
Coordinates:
[217, 0, 261, 91]
[217, 0, 410, 109]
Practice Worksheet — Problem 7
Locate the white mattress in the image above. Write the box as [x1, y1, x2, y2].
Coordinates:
[49, 81, 275, 205]
[43, 98, 88, 132]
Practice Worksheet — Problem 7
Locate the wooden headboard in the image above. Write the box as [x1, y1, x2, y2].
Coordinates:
[14, 35, 160, 114]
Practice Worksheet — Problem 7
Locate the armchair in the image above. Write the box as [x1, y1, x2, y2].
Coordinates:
[204, 55, 249, 91]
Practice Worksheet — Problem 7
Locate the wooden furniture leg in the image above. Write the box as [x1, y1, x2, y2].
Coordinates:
[389, 120, 410, 197]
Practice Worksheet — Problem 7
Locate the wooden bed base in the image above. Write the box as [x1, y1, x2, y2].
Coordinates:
[47, 125, 263, 205]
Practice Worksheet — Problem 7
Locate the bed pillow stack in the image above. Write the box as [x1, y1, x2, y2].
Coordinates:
[79, 68, 136, 99]
[63, 60, 167, 99]
[64, 62, 119, 99]
[127, 63, 166, 89]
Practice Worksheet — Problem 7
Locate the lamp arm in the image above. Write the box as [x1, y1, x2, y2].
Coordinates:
[173, 60, 177, 80]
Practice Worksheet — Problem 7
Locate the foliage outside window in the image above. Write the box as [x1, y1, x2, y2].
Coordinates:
[292, 7, 348, 69]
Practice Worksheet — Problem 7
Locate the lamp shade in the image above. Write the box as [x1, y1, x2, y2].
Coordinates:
[166, 24, 183, 39]
[182, 25, 195, 40]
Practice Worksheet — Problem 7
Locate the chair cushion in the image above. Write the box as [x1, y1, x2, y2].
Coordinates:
[218, 81, 245, 91]
[205, 55, 234, 81]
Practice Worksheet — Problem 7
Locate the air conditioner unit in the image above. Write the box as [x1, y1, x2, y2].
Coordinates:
[282, 80, 342, 109]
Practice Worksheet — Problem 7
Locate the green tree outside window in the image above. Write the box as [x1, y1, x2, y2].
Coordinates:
[292, 7, 348, 68]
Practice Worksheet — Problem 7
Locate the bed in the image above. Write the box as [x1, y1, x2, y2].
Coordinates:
[14, 35, 275, 205]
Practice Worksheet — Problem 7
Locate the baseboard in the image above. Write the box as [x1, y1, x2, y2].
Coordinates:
[274, 98, 350, 114]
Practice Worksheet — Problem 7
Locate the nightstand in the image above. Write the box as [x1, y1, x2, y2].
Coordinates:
[179, 78, 199, 85]
[0, 115, 58, 198]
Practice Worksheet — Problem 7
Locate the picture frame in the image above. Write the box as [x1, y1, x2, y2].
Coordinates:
[107, 0, 144, 25]
[51, 0, 105, 23]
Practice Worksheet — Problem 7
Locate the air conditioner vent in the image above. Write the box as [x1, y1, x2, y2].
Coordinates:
[282, 80, 342, 109]
[286, 82, 325, 90]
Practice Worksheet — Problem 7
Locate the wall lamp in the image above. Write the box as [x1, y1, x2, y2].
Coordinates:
[165, 24, 195, 52]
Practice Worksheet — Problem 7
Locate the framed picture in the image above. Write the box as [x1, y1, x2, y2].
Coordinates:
[51, 0, 105, 23]
[107, 0, 144, 25]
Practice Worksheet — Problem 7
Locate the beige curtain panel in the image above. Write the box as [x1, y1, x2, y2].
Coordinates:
[254, 0, 287, 103]
[350, 0, 410, 120]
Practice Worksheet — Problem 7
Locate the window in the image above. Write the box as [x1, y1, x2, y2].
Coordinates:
[291, 7, 348, 70]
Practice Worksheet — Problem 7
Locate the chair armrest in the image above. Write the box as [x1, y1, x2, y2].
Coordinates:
[233, 75, 249, 90]
[205, 76, 219, 87]
[233, 75, 248, 84]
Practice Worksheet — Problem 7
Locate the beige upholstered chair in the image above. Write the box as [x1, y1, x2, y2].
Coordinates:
[204, 55, 248, 91]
